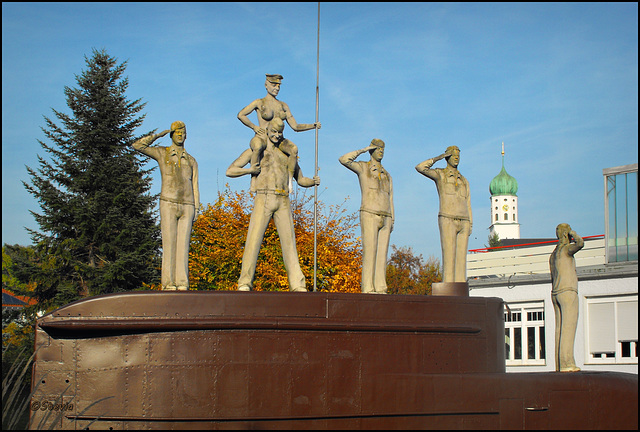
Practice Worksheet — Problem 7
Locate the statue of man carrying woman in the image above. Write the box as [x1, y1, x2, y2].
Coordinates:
[237, 74, 320, 193]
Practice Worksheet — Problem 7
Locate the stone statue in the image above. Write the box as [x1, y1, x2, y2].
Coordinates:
[416, 146, 472, 284]
[226, 117, 320, 292]
[237, 74, 321, 193]
[339, 139, 394, 294]
[132, 121, 200, 290]
[549, 223, 584, 372]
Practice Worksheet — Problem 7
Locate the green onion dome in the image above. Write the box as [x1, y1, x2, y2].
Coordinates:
[490, 156, 518, 196]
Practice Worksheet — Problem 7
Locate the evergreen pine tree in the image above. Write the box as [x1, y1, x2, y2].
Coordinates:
[23, 48, 161, 307]
[487, 232, 502, 248]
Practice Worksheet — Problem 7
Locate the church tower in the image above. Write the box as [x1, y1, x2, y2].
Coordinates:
[489, 143, 520, 240]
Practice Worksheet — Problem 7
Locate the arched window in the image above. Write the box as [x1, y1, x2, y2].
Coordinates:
[495, 214, 498, 221]
[504, 213, 508, 221]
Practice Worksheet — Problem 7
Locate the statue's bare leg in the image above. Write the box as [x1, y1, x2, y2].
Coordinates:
[249, 135, 267, 192]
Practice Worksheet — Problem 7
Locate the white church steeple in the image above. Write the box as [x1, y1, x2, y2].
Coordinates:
[489, 142, 520, 240]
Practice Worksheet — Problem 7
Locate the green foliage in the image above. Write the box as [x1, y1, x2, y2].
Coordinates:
[487, 232, 502, 248]
[2, 245, 38, 429]
[22, 49, 161, 309]
[2, 303, 38, 430]
[386, 245, 442, 295]
[2, 345, 35, 430]
[2, 245, 35, 294]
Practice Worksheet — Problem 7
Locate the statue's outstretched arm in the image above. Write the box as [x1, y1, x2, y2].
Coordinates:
[293, 162, 320, 188]
[132, 129, 169, 156]
[339, 145, 375, 173]
[415, 152, 446, 179]
[282, 101, 321, 132]
[226, 148, 255, 178]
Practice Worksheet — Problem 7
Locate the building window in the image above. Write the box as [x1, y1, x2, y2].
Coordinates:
[512, 214, 516, 221]
[603, 164, 638, 263]
[505, 302, 546, 366]
[585, 295, 638, 364]
[504, 213, 508, 220]
[495, 214, 498, 221]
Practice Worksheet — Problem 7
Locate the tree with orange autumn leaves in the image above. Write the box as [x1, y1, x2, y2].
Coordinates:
[188, 186, 363, 293]
[386, 245, 442, 296]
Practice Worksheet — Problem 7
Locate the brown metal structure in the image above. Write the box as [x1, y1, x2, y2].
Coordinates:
[29, 291, 637, 429]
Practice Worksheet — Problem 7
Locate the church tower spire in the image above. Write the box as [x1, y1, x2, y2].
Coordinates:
[489, 142, 520, 240]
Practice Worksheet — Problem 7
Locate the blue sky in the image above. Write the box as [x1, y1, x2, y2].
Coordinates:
[2, 2, 638, 262]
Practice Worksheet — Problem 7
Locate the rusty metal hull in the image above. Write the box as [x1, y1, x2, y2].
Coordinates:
[29, 291, 637, 429]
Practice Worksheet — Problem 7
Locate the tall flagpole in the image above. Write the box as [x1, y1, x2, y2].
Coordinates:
[313, 2, 320, 292]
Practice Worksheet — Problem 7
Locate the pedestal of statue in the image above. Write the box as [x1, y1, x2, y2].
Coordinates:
[28, 290, 637, 430]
